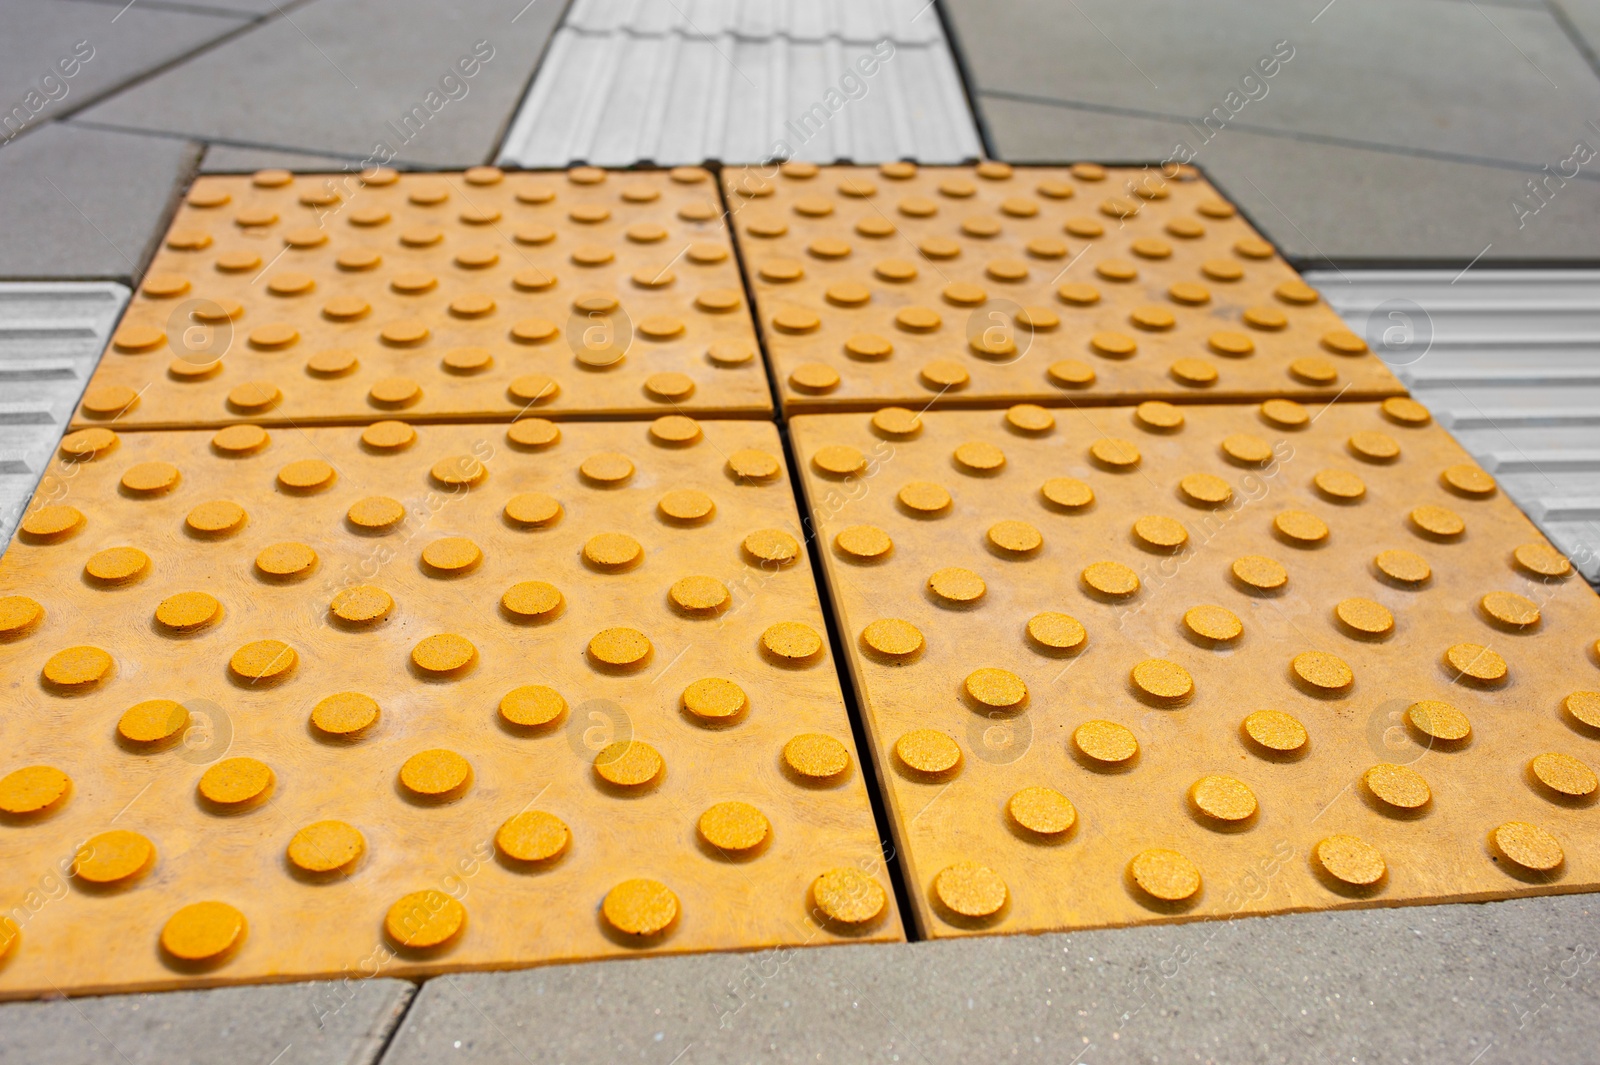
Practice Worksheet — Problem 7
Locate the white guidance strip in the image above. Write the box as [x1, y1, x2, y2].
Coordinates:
[498, 0, 982, 167]
[0, 282, 130, 550]
[1307, 269, 1600, 584]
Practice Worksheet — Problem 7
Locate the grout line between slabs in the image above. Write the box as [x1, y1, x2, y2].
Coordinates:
[368, 981, 422, 1065]
[137, 142, 206, 287]
[974, 87, 1600, 184]
[711, 163, 788, 426]
[773, 417, 922, 942]
[713, 158, 922, 938]
[65, 119, 378, 164]
[1547, 0, 1600, 83]
[484, 0, 580, 166]
[73, 408, 777, 433]
[931, 0, 997, 161]
[60, 0, 288, 18]
[67, 118, 513, 173]
[7, 0, 324, 146]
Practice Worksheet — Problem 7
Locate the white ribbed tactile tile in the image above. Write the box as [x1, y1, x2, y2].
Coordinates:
[1308, 269, 1600, 584]
[498, 0, 982, 167]
[0, 282, 130, 550]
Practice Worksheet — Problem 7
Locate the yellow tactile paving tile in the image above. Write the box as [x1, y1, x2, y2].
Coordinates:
[724, 161, 1406, 414]
[72, 166, 772, 429]
[790, 398, 1600, 937]
[0, 417, 897, 998]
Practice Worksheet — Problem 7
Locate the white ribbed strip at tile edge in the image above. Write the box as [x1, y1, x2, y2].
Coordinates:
[560, 0, 947, 41]
[0, 282, 130, 550]
[1307, 269, 1600, 585]
[497, 0, 981, 167]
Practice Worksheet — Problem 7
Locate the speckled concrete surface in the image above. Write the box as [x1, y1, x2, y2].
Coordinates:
[379, 895, 1600, 1065]
[0, 978, 414, 1065]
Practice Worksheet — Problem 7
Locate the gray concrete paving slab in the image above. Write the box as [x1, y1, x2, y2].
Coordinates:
[198, 141, 368, 171]
[1, 0, 247, 145]
[379, 894, 1600, 1065]
[78, 0, 569, 168]
[0, 978, 414, 1065]
[1553, 0, 1600, 67]
[979, 94, 1600, 262]
[944, 0, 1600, 170]
[973, 92, 1187, 163]
[0, 122, 198, 281]
[68, 0, 305, 16]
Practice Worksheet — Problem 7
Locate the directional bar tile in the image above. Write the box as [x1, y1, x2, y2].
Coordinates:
[1308, 269, 1600, 586]
[791, 398, 1600, 937]
[0, 417, 897, 999]
[0, 283, 130, 549]
[72, 167, 772, 430]
[497, 0, 981, 168]
[724, 162, 1406, 414]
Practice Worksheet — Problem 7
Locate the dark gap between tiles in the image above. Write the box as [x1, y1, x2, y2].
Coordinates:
[713, 160, 923, 939]
[774, 418, 923, 942]
[484, 0, 579, 167]
[974, 88, 1600, 185]
[933, 0, 997, 161]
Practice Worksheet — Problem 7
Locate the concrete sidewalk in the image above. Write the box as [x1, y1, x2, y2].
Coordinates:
[1, 2, 1599, 1064]
[944, 0, 1600, 263]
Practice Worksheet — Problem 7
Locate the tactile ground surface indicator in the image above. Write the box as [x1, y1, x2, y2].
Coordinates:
[1309, 268, 1600, 587]
[725, 163, 1407, 414]
[498, 0, 981, 168]
[791, 399, 1600, 937]
[70, 167, 773, 429]
[0, 283, 130, 547]
[0, 418, 898, 998]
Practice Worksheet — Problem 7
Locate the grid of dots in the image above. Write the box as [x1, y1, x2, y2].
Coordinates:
[72, 166, 772, 429]
[791, 399, 1600, 936]
[10, 158, 1597, 994]
[723, 161, 1407, 413]
[0, 418, 897, 997]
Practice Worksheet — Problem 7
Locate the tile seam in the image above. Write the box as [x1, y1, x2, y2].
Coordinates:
[975, 88, 1600, 184]
[8, 0, 324, 145]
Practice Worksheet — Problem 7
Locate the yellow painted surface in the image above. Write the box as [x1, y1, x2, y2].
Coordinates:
[74, 168, 771, 429]
[724, 163, 1405, 413]
[0, 418, 897, 998]
[792, 401, 1600, 937]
